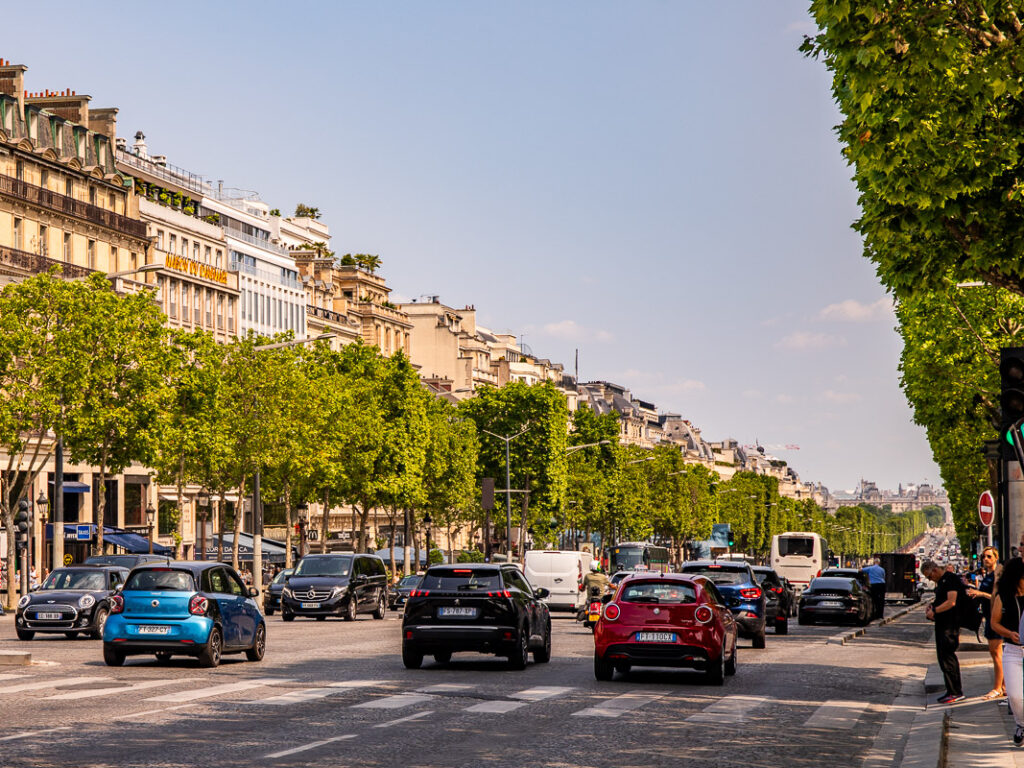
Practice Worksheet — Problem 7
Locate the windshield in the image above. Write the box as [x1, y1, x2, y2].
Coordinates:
[420, 569, 501, 591]
[86, 556, 136, 568]
[272, 569, 294, 585]
[399, 575, 421, 588]
[42, 569, 106, 591]
[679, 566, 749, 585]
[294, 557, 352, 578]
[610, 547, 644, 571]
[124, 569, 196, 592]
[778, 537, 814, 557]
[808, 578, 855, 592]
[620, 581, 696, 604]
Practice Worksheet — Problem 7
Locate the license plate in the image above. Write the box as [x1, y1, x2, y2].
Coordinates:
[301, 602, 321, 609]
[438, 606, 477, 618]
[820, 601, 844, 608]
[36, 612, 62, 620]
[588, 612, 601, 621]
[635, 632, 676, 643]
[138, 625, 171, 635]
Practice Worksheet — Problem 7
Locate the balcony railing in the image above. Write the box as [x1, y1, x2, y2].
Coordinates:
[224, 228, 291, 257]
[0, 174, 148, 239]
[116, 150, 210, 196]
[307, 304, 354, 325]
[0, 243, 94, 279]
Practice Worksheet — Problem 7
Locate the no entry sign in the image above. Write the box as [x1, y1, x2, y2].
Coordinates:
[978, 490, 995, 528]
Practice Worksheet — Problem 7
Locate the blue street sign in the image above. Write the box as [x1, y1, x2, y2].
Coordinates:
[76, 524, 91, 541]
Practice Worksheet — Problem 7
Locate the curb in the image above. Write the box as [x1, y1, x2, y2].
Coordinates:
[826, 601, 924, 645]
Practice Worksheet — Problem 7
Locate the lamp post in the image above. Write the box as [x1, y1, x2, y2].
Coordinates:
[297, 503, 309, 560]
[480, 424, 530, 559]
[423, 512, 433, 566]
[36, 491, 48, 577]
[197, 492, 210, 561]
[146, 504, 156, 555]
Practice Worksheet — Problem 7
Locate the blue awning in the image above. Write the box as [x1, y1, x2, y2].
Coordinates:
[105, 532, 173, 556]
[47, 481, 90, 493]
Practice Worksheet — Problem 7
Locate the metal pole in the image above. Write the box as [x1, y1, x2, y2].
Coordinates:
[505, 438, 512, 558]
[52, 438, 64, 572]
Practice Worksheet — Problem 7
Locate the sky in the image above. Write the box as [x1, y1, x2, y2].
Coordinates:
[0, 2, 941, 493]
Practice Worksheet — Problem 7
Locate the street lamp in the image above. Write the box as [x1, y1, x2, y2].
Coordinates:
[146, 504, 156, 555]
[297, 503, 309, 559]
[36, 491, 48, 576]
[197, 492, 210, 561]
[480, 424, 531, 559]
[423, 512, 433, 565]
[565, 440, 611, 454]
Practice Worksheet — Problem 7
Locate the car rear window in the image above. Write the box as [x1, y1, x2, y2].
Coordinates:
[620, 581, 696, 604]
[808, 577, 855, 592]
[86, 556, 136, 568]
[294, 556, 352, 577]
[778, 537, 814, 556]
[420, 569, 502, 591]
[680, 566, 749, 585]
[124, 569, 196, 592]
[399, 575, 421, 588]
[272, 569, 294, 585]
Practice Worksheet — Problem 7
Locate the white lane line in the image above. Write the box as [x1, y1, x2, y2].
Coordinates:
[115, 703, 199, 721]
[803, 700, 871, 730]
[0, 673, 28, 682]
[146, 677, 294, 703]
[47, 678, 201, 701]
[351, 693, 431, 710]
[373, 710, 433, 728]
[264, 734, 356, 759]
[0, 676, 110, 694]
[510, 686, 575, 701]
[254, 678, 382, 705]
[686, 695, 766, 724]
[573, 690, 665, 718]
[465, 700, 527, 714]
[0, 727, 72, 742]
[416, 683, 476, 694]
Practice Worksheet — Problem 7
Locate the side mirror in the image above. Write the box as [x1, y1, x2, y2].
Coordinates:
[248, 587, 260, 598]
[601, 593, 613, 604]
[534, 587, 550, 599]
[353, 574, 368, 584]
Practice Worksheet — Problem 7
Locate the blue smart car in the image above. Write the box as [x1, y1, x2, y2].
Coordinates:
[103, 561, 266, 668]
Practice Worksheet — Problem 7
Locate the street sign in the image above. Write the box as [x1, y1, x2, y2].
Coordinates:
[978, 490, 995, 528]
[76, 524, 91, 541]
[63, 553, 73, 566]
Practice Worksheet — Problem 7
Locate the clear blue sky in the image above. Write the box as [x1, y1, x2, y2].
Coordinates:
[1, 1, 940, 492]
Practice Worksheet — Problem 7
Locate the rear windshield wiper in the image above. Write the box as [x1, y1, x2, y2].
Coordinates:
[456, 584, 488, 591]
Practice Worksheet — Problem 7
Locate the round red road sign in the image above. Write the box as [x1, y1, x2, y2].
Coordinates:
[978, 490, 995, 528]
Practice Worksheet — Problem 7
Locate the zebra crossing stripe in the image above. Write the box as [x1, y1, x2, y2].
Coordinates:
[0, 676, 110, 694]
[510, 686, 575, 701]
[254, 679, 381, 705]
[685, 695, 766, 724]
[47, 678, 201, 701]
[573, 690, 665, 718]
[351, 693, 432, 710]
[465, 700, 527, 714]
[803, 700, 871, 730]
[265, 734, 356, 759]
[146, 677, 293, 703]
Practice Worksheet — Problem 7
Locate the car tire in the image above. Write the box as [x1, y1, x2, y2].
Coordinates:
[103, 644, 125, 667]
[90, 607, 109, 640]
[343, 598, 357, 622]
[373, 593, 386, 620]
[533, 622, 552, 664]
[245, 623, 266, 662]
[774, 617, 788, 635]
[798, 612, 809, 626]
[155, 652, 173, 664]
[433, 651, 452, 665]
[704, 644, 726, 685]
[64, 631, 78, 639]
[198, 626, 223, 668]
[15, 628, 34, 641]
[725, 641, 738, 676]
[402, 645, 423, 669]
[594, 652, 614, 681]
[508, 627, 529, 670]
[282, 611, 295, 622]
[265, 606, 274, 616]
[752, 629, 766, 649]
[614, 662, 631, 675]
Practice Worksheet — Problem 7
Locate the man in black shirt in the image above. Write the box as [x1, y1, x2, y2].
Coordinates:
[923, 560, 964, 703]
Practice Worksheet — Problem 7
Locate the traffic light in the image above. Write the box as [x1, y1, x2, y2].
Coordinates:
[727, 528, 735, 548]
[14, 498, 30, 546]
[1000, 347, 1024, 461]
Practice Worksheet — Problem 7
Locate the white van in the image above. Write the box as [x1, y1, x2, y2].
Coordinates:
[770, 532, 829, 593]
[523, 550, 590, 611]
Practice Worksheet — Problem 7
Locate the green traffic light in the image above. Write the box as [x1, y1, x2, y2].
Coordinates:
[1008, 429, 1015, 446]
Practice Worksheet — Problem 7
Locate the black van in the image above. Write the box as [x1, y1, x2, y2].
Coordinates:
[280, 553, 388, 621]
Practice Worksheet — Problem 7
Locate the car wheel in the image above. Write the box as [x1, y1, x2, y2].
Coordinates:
[103, 644, 125, 667]
[533, 621, 552, 664]
[265, 606, 274, 616]
[725, 641, 738, 676]
[797, 612, 809, 626]
[614, 662, 631, 675]
[282, 611, 295, 622]
[752, 629, 766, 649]
[594, 652, 614, 681]
[15, 628, 34, 641]
[774, 617, 788, 635]
[704, 643, 726, 685]
[508, 627, 529, 670]
[402, 645, 423, 669]
[198, 626, 223, 668]
[155, 652, 173, 664]
[90, 607, 109, 640]
[373, 593, 386, 620]
[433, 651, 452, 665]
[64, 631, 78, 639]
[343, 598, 357, 622]
[245, 623, 266, 662]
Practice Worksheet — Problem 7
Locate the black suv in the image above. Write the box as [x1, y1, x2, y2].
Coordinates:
[281, 553, 388, 621]
[15, 565, 129, 640]
[85, 554, 171, 569]
[402, 564, 552, 670]
[750, 566, 794, 634]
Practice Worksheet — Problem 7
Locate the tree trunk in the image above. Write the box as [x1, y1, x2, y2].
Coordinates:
[3, 476, 14, 609]
[217, 489, 226, 563]
[94, 446, 109, 556]
[387, 506, 397, 579]
[175, 456, 186, 560]
[320, 488, 329, 554]
[356, 498, 370, 553]
[284, 481, 294, 569]
[403, 507, 411, 576]
[232, 474, 246, 570]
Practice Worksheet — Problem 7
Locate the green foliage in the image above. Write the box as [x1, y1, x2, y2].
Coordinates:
[293, 203, 321, 219]
[456, 549, 485, 563]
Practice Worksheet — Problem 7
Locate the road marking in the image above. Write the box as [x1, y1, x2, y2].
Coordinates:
[352, 693, 432, 710]
[145, 677, 293, 703]
[0, 673, 28, 682]
[465, 700, 527, 714]
[416, 683, 476, 694]
[573, 690, 665, 718]
[686, 695, 766, 724]
[46, 678, 201, 700]
[373, 710, 433, 728]
[116, 703, 199, 720]
[254, 679, 381, 705]
[803, 700, 871, 730]
[0, 676, 110, 694]
[264, 734, 356, 759]
[0, 727, 72, 742]
[510, 686, 575, 701]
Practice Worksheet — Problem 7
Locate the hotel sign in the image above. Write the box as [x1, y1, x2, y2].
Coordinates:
[165, 254, 228, 285]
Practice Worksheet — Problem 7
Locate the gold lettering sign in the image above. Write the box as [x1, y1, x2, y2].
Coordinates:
[165, 254, 229, 285]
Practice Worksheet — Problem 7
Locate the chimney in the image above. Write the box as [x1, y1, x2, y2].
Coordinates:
[25, 90, 91, 124]
[87, 107, 118, 141]
[115, 136, 127, 151]
[0, 60, 26, 115]
[151, 155, 167, 167]
[132, 130, 147, 159]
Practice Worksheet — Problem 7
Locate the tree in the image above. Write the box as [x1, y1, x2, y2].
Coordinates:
[293, 204, 321, 220]
[352, 254, 383, 274]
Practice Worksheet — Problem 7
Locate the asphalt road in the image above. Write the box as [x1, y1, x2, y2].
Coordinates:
[0, 603, 935, 768]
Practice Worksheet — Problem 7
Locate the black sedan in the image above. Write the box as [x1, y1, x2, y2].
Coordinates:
[798, 576, 871, 626]
[821, 567, 871, 592]
[402, 564, 552, 670]
[263, 568, 294, 616]
[389, 574, 422, 611]
[750, 566, 793, 634]
[15, 565, 129, 640]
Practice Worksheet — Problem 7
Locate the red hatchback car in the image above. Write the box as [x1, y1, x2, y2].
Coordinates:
[593, 573, 738, 684]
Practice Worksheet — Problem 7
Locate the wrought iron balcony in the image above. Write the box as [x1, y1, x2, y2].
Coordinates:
[0, 174, 148, 239]
[0, 243, 95, 279]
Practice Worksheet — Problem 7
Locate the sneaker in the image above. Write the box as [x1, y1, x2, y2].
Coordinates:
[1014, 726, 1023, 747]
[937, 694, 965, 704]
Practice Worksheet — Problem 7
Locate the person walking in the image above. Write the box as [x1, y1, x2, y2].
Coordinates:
[967, 546, 1004, 700]
[990, 556, 1024, 747]
[863, 556, 887, 620]
[923, 560, 964, 704]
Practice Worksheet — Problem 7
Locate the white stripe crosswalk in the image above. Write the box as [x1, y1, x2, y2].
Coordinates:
[145, 677, 294, 703]
[573, 690, 665, 718]
[803, 700, 872, 730]
[47, 678, 201, 701]
[254, 680, 379, 706]
[1, 676, 111, 694]
[686, 695, 766, 724]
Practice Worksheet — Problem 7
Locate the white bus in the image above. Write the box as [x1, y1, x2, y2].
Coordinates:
[770, 532, 829, 593]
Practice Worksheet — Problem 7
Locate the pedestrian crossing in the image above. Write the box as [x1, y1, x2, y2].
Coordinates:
[0, 671, 880, 731]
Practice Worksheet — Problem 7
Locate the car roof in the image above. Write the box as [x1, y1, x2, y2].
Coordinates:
[680, 560, 751, 571]
[131, 561, 227, 573]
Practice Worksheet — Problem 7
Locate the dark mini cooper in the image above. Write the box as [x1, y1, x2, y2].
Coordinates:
[263, 568, 294, 616]
[16, 565, 129, 640]
[389, 574, 422, 611]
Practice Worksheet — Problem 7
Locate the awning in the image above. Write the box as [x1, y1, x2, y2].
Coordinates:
[48, 481, 90, 493]
[104, 532, 173, 556]
[203, 532, 293, 563]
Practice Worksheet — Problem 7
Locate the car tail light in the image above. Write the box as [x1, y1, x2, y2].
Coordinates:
[739, 587, 762, 599]
[694, 605, 714, 624]
[589, 601, 601, 612]
[410, 589, 430, 598]
[604, 603, 620, 621]
[189, 595, 209, 616]
[486, 590, 512, 598]
[109, 594, 124, 615]
[772, 587, 783, 594]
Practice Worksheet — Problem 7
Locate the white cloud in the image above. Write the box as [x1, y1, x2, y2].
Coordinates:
[819, 390, 863, 404]
[775, 394, 796, 405]
[775, 331, 847, 350]
[535, 320, 615, 344]
[818, 298, 894, 323]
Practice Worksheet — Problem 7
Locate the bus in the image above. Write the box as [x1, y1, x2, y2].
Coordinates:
[770, 532, 829, 593]
[607, 542, 670, 574]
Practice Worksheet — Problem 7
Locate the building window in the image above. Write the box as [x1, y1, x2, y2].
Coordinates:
[13, 218, 22, 250]
[181, 238, 188, 257]
[194, 242, 200, 261]
[194, 289, 201, 325]
[169, 280, 177, 319]
[38, 225, 47, 256]
[87, 240, 95, 270]
[228, 298, 235, 333]
[215, 249, 222, 268]
[65, 177, 73, 198]
[40, 169, 49, 190]
[108, 192, 116, 211]
[181, 285, 190, 323]
[15, 160, 24, 181]
[169, 234, 176, 253]
[63, 232, 71, 260]
[204, 245, 211, 264]
[89, 186, 96, 206]
[131, 251, 137, 271]
[217, 296, 224, 330]
[156, 230, 164, 250]
[206, 292, 212, 327]
[110, 246, 118, 272]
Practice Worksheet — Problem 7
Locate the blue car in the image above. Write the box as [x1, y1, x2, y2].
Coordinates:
[678, 561, 767, 648]
[103, 562, 266, 668]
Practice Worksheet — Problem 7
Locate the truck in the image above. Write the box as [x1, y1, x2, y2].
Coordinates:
[878, 552, 920, 604]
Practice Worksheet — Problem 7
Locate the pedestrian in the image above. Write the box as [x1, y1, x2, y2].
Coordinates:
[863, 556, 887, 620]
[923, 559, 964, 704]
[967, 546, 1004, 701]
[990, 556, 1024, 747]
